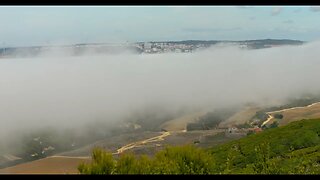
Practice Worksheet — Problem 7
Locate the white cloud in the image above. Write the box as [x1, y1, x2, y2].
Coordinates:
[293, 8, 301, 13]
[283, 20, 294, 24]
[310, 6, 320, 12]
[236, 6, 252, 9]
[2, 42, 320, 139]
[271, 7, 283, 16]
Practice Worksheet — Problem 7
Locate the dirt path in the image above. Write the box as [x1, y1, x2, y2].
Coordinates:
[261, 102, 320, 126]
[112, 110, 208, 155]
[49, 156, 90, 159]
[113, 131, 171, 155]
[261, 114, 273, 126]
[113, 110, 208, 155]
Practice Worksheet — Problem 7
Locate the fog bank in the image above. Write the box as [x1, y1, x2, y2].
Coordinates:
[0, 42, 320, 137]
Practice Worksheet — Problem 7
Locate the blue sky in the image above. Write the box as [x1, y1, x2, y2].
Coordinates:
[1, 6, 320, 47]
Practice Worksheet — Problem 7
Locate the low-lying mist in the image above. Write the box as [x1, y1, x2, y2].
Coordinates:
[1, 42, 320, 141]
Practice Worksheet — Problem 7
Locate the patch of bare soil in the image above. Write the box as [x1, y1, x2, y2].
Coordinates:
[160, 111, 208, 131]
[0, 156, 91, 174]
[219, 106, 260, 128]
[266, 102, 320, 126]
[57, 131, 160, 157]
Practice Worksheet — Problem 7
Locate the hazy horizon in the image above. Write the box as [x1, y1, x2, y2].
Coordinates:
[0, 38, 305, 49]
[1, 6, 320, 47]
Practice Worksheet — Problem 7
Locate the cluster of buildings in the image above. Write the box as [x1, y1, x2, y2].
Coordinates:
[225, 126, 262, 137]
[135, 42, 209, 54]
[0, 39, 304, 58]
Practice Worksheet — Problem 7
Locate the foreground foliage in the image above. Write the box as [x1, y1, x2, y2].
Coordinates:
[79, 119, 320, 174]
[78, 145, 215, 174]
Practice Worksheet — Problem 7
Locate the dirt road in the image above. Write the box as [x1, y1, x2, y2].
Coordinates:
[113, 110, 209, 155]
[261, 102, 320, 126]
[113, 131, 171, 155]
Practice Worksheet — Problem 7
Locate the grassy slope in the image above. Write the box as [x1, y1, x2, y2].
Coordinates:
[209, 119, 320, 174]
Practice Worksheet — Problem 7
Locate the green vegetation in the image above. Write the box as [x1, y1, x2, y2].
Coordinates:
[269, 121, 279, 128]
[251, 111, 268, 127]
[209, 118, 320, 174]
[79, 119, 320, 174]
[236, 122, 252, 129]
[273, 114, 283, 119]
[79, 145, 215, 174]
[262, 121, 279, 130]
[251, 111, 269, 122]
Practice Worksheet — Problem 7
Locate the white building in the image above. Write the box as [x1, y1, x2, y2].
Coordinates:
[144, 42, 152, 49]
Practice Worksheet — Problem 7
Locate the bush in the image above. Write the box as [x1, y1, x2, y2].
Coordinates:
[269, 121, 279, 129]
[273, 114, 283, 119]
[78, 148, 115, 174]
[78, 145, 215, 174]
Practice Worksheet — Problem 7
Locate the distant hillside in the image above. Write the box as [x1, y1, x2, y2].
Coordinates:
[151, 39, 304, 48]
[0, 39, 304, 58]
[241, 39, 304, 49]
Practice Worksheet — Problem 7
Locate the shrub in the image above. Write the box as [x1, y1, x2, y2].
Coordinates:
[78, 145, 215, 174]
[78, 148, 115, 174]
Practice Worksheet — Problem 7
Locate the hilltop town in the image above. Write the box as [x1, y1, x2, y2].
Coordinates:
[0, 39, 304, 58]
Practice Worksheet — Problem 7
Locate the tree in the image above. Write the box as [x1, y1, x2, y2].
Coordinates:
[269, 121, 279, 129]
[273, 114, 283, 119]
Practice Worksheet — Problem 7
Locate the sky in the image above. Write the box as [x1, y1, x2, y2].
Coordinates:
[1, 6, 320, 47]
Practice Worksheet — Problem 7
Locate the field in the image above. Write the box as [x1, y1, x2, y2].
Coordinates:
[267, 102, 320, 126]
[159, 111, 208, 131]
[0, 156, 91, 174]
[219, 106, 260, 128]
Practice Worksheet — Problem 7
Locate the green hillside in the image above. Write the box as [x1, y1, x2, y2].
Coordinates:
[209, 118, 320, 174]
[78, 119, 320, 174]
